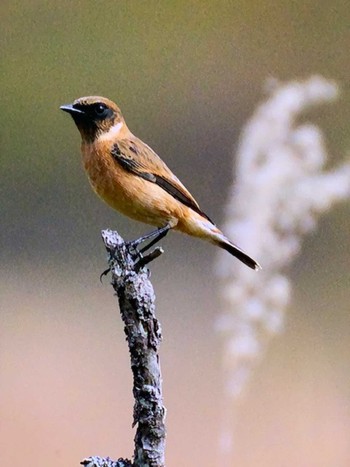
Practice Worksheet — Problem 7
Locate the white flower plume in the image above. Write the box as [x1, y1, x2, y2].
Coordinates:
[216, 76, 350, 460]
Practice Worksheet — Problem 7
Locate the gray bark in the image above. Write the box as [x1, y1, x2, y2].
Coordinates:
[81, 229, 166, 467]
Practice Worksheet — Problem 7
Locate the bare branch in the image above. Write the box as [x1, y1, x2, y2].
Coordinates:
[82, 229, 166, 467]
[81, 456, 132, 467]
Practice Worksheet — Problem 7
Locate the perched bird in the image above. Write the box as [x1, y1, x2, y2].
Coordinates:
[60, 96, 260, 270]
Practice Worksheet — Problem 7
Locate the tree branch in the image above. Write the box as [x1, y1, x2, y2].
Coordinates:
[81, 229, 166, 467]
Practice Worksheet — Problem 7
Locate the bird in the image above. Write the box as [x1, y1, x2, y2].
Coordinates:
[60, 96, 260, 270]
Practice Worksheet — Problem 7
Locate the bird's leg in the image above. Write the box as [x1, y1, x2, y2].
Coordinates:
[100, 225, 170, 280]
[128, 224, 171, 255]
[139, 225, 170, 253]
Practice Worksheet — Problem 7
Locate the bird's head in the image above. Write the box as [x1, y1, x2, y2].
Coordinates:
[60, 96, 125, 143]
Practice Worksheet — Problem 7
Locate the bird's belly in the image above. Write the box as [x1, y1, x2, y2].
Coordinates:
[83, 150, 179, 227]
[98, 179, 168, 226]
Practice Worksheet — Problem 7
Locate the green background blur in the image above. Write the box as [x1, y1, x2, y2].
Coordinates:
[1, 1, 350, 466]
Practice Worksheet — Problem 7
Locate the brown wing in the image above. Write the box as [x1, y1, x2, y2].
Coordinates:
[111, 139, 214, 224]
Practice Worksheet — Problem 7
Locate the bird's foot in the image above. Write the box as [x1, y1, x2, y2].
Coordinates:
[100, 240, 163, 282]
[100, 266, 111, 283]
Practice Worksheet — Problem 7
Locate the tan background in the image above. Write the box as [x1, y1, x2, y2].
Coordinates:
[1, 1, 350, 466]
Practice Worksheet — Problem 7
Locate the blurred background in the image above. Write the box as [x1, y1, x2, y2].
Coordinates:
[1, 1, 350, 466]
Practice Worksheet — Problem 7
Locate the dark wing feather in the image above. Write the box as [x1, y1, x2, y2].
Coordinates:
[111, 141, 214, 224]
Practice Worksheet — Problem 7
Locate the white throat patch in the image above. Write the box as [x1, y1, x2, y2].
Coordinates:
[98, 121, 124, 142]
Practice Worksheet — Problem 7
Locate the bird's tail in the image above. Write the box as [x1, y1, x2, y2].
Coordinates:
[215, 236, 261, 270]
[179, 213, 261, 270]
[203, 222, 260, 270]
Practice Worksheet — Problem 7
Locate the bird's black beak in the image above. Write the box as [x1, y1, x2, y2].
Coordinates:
[60, 104, 84, 115]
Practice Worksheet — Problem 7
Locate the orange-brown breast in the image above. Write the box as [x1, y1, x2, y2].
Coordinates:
[81, 139, 184, 228]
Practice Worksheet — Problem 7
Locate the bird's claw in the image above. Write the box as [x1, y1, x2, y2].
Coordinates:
[126, 242, 144, 260]
[100, 237, 164, 281]
[99, 267, 111, 283]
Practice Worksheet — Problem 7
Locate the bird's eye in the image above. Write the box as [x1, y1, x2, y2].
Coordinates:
[94, 103, 108, 117]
